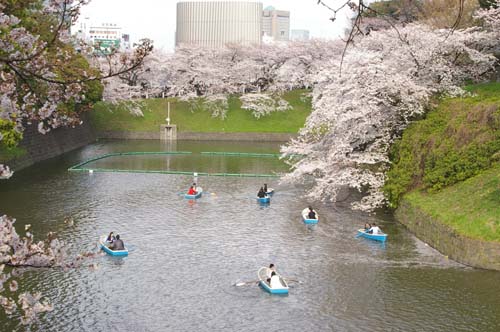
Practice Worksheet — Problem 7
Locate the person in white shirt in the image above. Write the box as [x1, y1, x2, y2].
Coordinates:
[269, 271, 282, 289]
[368, 222, 382, 235]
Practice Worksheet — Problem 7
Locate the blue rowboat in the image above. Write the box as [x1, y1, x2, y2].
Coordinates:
[357, 229, 388, 242]
[258, 267, 289, 294]
[265, 188, 274, 196]
[99, 235, 129, 256]
[302, 208, 319, 224]
[185, 187, 203, 199]
[257, 195, 270, 204]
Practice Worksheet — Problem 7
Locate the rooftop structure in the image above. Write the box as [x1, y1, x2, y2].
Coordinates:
[176, 1, 263, 48]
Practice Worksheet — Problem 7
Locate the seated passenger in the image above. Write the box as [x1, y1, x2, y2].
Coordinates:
[308, 206, 316, 219]
[266, 263, 276, 280]
[187, 186, 197, 195]
[263, 184, 268, 192]
[364, 223, 371, 231]
[106, 232, 115, 243]
[368, 223, 382, 235]
[257, 187, 266, 198]
[110, 234, 125, 250]
[269, 271, 282, 288]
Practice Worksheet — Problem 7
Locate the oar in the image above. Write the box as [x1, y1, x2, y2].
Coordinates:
[284, 277, 302, 284]
[234, 280, 260, 287]
[355, 230, 366, 238]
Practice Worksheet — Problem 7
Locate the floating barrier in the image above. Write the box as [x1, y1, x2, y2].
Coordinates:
[201, 151, 281, 157]
[200, 152, 304, 158]
[70, 167, 279, 178]
[68, 151, 282, 178]
[68, 151, 192, 171]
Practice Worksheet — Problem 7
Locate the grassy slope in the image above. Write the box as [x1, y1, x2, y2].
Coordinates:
[90, 90, 311, 133]
[0, 146, 26, 163]
[387, 82, 500, 242]
[404, 164, 499, 241]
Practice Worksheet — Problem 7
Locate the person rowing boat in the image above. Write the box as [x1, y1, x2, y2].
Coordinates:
[187, 185, 197, 195]
[367, 223, 382, 235]
[108, 234, 125, 250]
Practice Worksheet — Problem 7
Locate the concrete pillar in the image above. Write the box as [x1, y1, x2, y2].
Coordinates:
[160, 124, 177, 140]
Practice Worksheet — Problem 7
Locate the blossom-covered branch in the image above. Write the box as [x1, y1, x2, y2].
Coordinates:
[0, 0, 153, 144]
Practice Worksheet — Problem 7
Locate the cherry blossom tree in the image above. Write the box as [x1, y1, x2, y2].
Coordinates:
[0, 0, 152, 156]
[0, 215, 62, 324]
[281, 5, 499, 211]
[0, 213, 102, 324]
[94, 1, 499, 213]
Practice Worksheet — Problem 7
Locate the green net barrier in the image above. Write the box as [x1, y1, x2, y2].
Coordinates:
[70, 168, 280, 177]
[200, 151, 304, 158]
[68, 151, 281, 178]
[68, 151, 192, 170]
[200, 151, 281, 157]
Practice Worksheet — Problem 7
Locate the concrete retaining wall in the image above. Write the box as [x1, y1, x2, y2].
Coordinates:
[396, 199, 500, 271]
[97, 131, 296, 142]
[5, 115, 95, 170]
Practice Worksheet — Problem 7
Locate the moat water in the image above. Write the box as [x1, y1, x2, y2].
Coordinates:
[1, 140, 499, 331]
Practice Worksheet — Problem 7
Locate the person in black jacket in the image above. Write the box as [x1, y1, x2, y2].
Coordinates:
[110, 234, 125, 250]
[257, 187, 266, 198]
[308, 206, 316, 219]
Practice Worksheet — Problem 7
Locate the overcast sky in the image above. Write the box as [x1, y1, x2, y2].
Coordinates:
[76, 0, 353, 51]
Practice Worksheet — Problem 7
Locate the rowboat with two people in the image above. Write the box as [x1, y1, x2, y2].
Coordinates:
[257, 186, 270, 204]
[99, 232, 129, 256]
[357, 223, 387, 242]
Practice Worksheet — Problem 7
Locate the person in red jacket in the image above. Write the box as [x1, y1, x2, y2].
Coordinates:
[187, 185, 197, 195]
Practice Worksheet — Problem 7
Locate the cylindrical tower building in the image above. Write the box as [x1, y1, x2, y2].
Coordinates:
[176, 1, 262, 48]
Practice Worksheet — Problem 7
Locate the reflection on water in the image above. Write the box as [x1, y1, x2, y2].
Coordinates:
[1, 140, 500, 332]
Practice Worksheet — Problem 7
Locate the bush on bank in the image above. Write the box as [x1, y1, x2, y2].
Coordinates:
[384, 82, 500, 207]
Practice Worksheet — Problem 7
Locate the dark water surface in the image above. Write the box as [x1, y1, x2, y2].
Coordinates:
[1, 140, 499, 332]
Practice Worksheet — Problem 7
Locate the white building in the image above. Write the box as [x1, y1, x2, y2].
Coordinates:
[74, 21, 131, 53]
[88, 23, 122, 53]
[290, 29, 309, 41]
[176, 1, 263, 48]
[262, 6, 290, 42]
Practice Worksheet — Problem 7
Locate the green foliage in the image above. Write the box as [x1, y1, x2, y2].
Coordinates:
[384, 83, 500, 207]
[0, 145, 26, 162]
[478, 0, 498, 9]
[50, 47, 104, 116]
[90, 90, 312, 133]
[0, 119, 25, 162]
[404, 165, 500, 241]
[0, 119, 23, 148]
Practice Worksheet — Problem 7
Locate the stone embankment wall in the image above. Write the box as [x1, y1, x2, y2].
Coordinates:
[7, 116, 95, 170]
[396, 199, 500, 271]
[97, 131, 296, 142]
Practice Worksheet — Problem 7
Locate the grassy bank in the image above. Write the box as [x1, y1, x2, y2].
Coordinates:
[385, 82, 500, 205]
[386, 82, 500, 244]
[90, 90, 311, 133]
[0, 146, 26, 163]
[404, 164, 500, 242]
